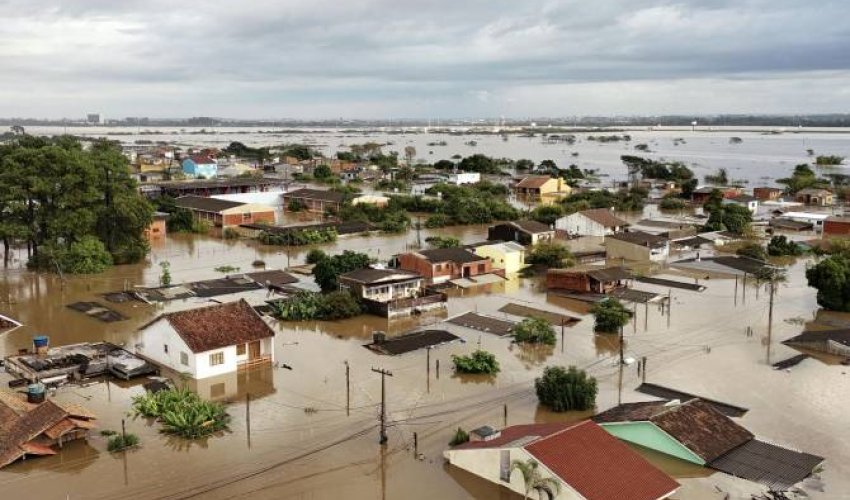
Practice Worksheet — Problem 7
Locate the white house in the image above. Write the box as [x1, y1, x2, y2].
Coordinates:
[444, 420, 679, 500]
[555, 208, 628, 237]
[137, 299, 275, 379]
[722, 195, 759, 214]
[448, 172, 481, 185]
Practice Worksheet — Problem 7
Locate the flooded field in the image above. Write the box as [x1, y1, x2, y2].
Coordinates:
[1, 225, 849, 499]
[25, 125, 850, 188]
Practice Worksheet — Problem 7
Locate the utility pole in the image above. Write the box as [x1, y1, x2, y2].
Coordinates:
[734, 275, 738, 306]
[416, 215, 422, 248]
[345, 361, 350, 416]
[560, 318, 565, 353]
[618, 325, 624, 405]
[372, 367, 393, 444]
[246, 393, 251, 448]
[767, 277, 776, 365]
[666, 289, 672, 328]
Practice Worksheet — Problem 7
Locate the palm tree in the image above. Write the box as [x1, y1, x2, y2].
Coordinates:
[510, 458, 562, 500]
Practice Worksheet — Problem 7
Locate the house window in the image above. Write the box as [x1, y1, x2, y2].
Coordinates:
[242, 212, 251, 222]
[477, 264, 485, 273]
[500, 450, 511, 482]
[180, 352, 189, 366]
[163, 344, 169, 354]
[237, 344, 246, 356]
[209, 352, 224, 366]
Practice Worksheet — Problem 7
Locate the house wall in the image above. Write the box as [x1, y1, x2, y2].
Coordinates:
[488, 225, 531, 245]
[600, 422, 705, 465]
[342, 279, 422, 302]
[754, 188, 782, 201]
[546, 272, 590, 292]
[448, 172, 480, 185]
[137, 320, 200, 377]
[824, 220, 850, 237]
[474, 246, 525, 275]
[182, 159, 218, 179]
[605, 239, 669, 263]
[444, 447, 583, 500]
[144, 219, 167, 241]
[556, 213, 612, 237]
[222, 210, 276, 227]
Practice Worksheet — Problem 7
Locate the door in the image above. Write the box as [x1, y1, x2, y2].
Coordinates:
[248, 340, 261, 360]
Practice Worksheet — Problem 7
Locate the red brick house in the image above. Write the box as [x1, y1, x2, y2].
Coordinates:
[546, 267, 632, 293]
[753, 187, 784, 201]
[174, 196, 275, 228]
[824, 216, 850, 237]
[397, 248, 491, 284]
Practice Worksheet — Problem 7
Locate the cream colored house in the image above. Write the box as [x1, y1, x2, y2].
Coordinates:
[473, 241, 527, 274]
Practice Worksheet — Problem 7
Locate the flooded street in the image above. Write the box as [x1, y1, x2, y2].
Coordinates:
[1, 223, 848, 499]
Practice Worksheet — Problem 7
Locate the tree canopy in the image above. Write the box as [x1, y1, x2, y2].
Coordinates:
[311, 250, 372, 292]
[535, 365, 598, 412]
[806, 254, 850, 312]
[0, 135, 153, 271]
[512, 317, 557, 345]
[590, 298, 630, 333]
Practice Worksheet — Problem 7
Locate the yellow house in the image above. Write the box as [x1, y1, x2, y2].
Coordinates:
[473, 241, 527, 275]
[514, 175, 571, 201]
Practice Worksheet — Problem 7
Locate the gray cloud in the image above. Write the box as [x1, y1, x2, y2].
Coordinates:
[1, 0, 849, 118]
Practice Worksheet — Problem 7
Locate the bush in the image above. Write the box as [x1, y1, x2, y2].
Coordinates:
[530, 205, 565, 226]
[223, 228, 240, 240]
[131, 387, 230, 439]
[425, 236, 460, 249]
[305, 248, 328, 264]
[107, 433, 140, 452]
[271, 290, 362, 320]
[535, 366, 598, 412]
[736, 242, 767, 261]
[312, 250, 372, 292]
[258, 227, 337, 246]
[512, 317, 556, 345]
[451, 350, 500, 374]
[425, 213, 451, 228]
[449, 427, 470, 446]
[659, 197, 686, 210]
[39, 236, 114, 274]
[767, 235, 803, 256]
[526, 242, 574, 268]
[590, 299, 630, 333]
[287, 199, 305, 212]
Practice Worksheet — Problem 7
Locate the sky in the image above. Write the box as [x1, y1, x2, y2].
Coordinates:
[2, 0, 850, 119]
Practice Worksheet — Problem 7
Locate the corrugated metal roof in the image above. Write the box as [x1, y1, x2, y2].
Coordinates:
[709, 439, 824, 490]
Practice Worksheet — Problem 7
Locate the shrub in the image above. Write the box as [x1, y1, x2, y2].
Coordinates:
[535, 366, 597, 412]
[107, 433, 140, 452]
[767, 235, 803, 257]
[590, 299, 630, 333]
[287, 199, 305, 212]
[305, 248, 328, 264]
[736, 242, 767, 261]
[527, 242, 574, 268]
[451, 350, 500, 374]
[271, 290, 362, 320]
[425, 236, 460, 248]
[48, 236, 114, 274]
[258, 227, 337, 246]
[223, 228, 240, 240]
[425, 213, 451, 228]
[131, 386, 230, 439]
[659, 197, 686, 210]
[512, 317, 557, 345]
[449, 427, 470, 446]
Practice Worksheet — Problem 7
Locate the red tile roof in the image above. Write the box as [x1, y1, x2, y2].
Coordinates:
[153, 299, 276, 353]
[452, 422, 571, 450]
[525, 420, 679, 500]
[516, 175, 554, 189]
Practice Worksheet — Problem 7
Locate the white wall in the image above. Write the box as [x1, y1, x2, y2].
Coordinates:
[212, 190, 285, 208]
[444, 447, 582, 500]
[194, 346, 238, 379]
[556, 213, 608, 237]
[138, 319, 239, 379]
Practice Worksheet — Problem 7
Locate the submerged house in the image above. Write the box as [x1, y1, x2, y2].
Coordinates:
[795, 188, 834, 206]
[174, 196, 276, 228]
[444, 420, 680, 500]
[137, 299, 275, 379]
[338, 267, 446, 318]
[397, 248, 492, 284]
[181, 154, 218, 179]
[487, 220, 555, 246]
[0, 391, 96, 469]
[282, 188, 345, 213]
[604, 231, 670, 263]
[472, 241, 527, 275]
[783, 329, 850, 358]
[546, 267, 633, 294]
[593, 399, 824, 490]
[513, 175, 567, 200]
[555, 208, 628, 237]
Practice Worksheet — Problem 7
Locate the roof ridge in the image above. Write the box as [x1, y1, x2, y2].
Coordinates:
[522, 420, 589, 448]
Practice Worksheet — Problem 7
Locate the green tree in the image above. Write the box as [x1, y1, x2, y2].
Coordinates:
[451, 350, 500, 374]
[526, 242, 574, 268]
[806, 255, 850, 311]
[512, 317, 557, 345]
[313, 164, 333, 179]
[530, 205, 565, 225]
[159, 261, 172, 287]
[312, 250, 372, 292]
[425, 236, 460, 248]
[515, 159, 534, 171]
[767, 235, 803, 256]
[305, 248, 327, 264]
[590, 299, 630, 333]
[535, 365, 597, 412]
[510, 458, 562, 500]
[736, 242, 767, 261]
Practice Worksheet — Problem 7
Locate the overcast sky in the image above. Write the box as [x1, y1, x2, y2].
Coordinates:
[2, 0, 849, 119]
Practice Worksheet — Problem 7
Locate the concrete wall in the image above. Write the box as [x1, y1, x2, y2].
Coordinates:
[445, 447, 582, 500]
[212, 190, 286, 207]
[474, 246, 526, 275]
[605, 239, 669, 263]
[138, 319, 202, 377]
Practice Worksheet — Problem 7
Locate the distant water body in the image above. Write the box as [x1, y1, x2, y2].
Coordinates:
[26, 125, 850, 187]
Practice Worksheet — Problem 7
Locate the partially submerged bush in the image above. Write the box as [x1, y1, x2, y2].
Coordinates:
[452, 350, 500, 374]
[449, 427, 470, 446]
[131, 386, 230, 439]
[512, 317, 557, 346]
[535, 366, 597, 412]
[107, 433, 140, 452]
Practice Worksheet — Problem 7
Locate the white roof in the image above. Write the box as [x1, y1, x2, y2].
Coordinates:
[780, 212, 831, 221]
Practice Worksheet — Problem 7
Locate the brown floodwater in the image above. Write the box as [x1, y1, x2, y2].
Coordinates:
[0, 229, 847, 499]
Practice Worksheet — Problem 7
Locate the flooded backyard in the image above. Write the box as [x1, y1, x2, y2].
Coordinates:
[0, 220, 848, 499]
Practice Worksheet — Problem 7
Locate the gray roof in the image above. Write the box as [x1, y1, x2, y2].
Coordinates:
[784, 329, 850, 348]
[174, 195, 246, 213]
[607, 231, 669, 248]
[586, 266, 633, 282]
[709, 439, 824, 490]
[418, 247, 485, 264]
[339, 267, 421, 285]
[500, 220, 553, 234]
[283, 188, 345, 203]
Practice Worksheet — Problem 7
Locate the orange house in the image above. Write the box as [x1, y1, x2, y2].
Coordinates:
[174, 196, 276, 228]
[144, 212, 168, 241]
